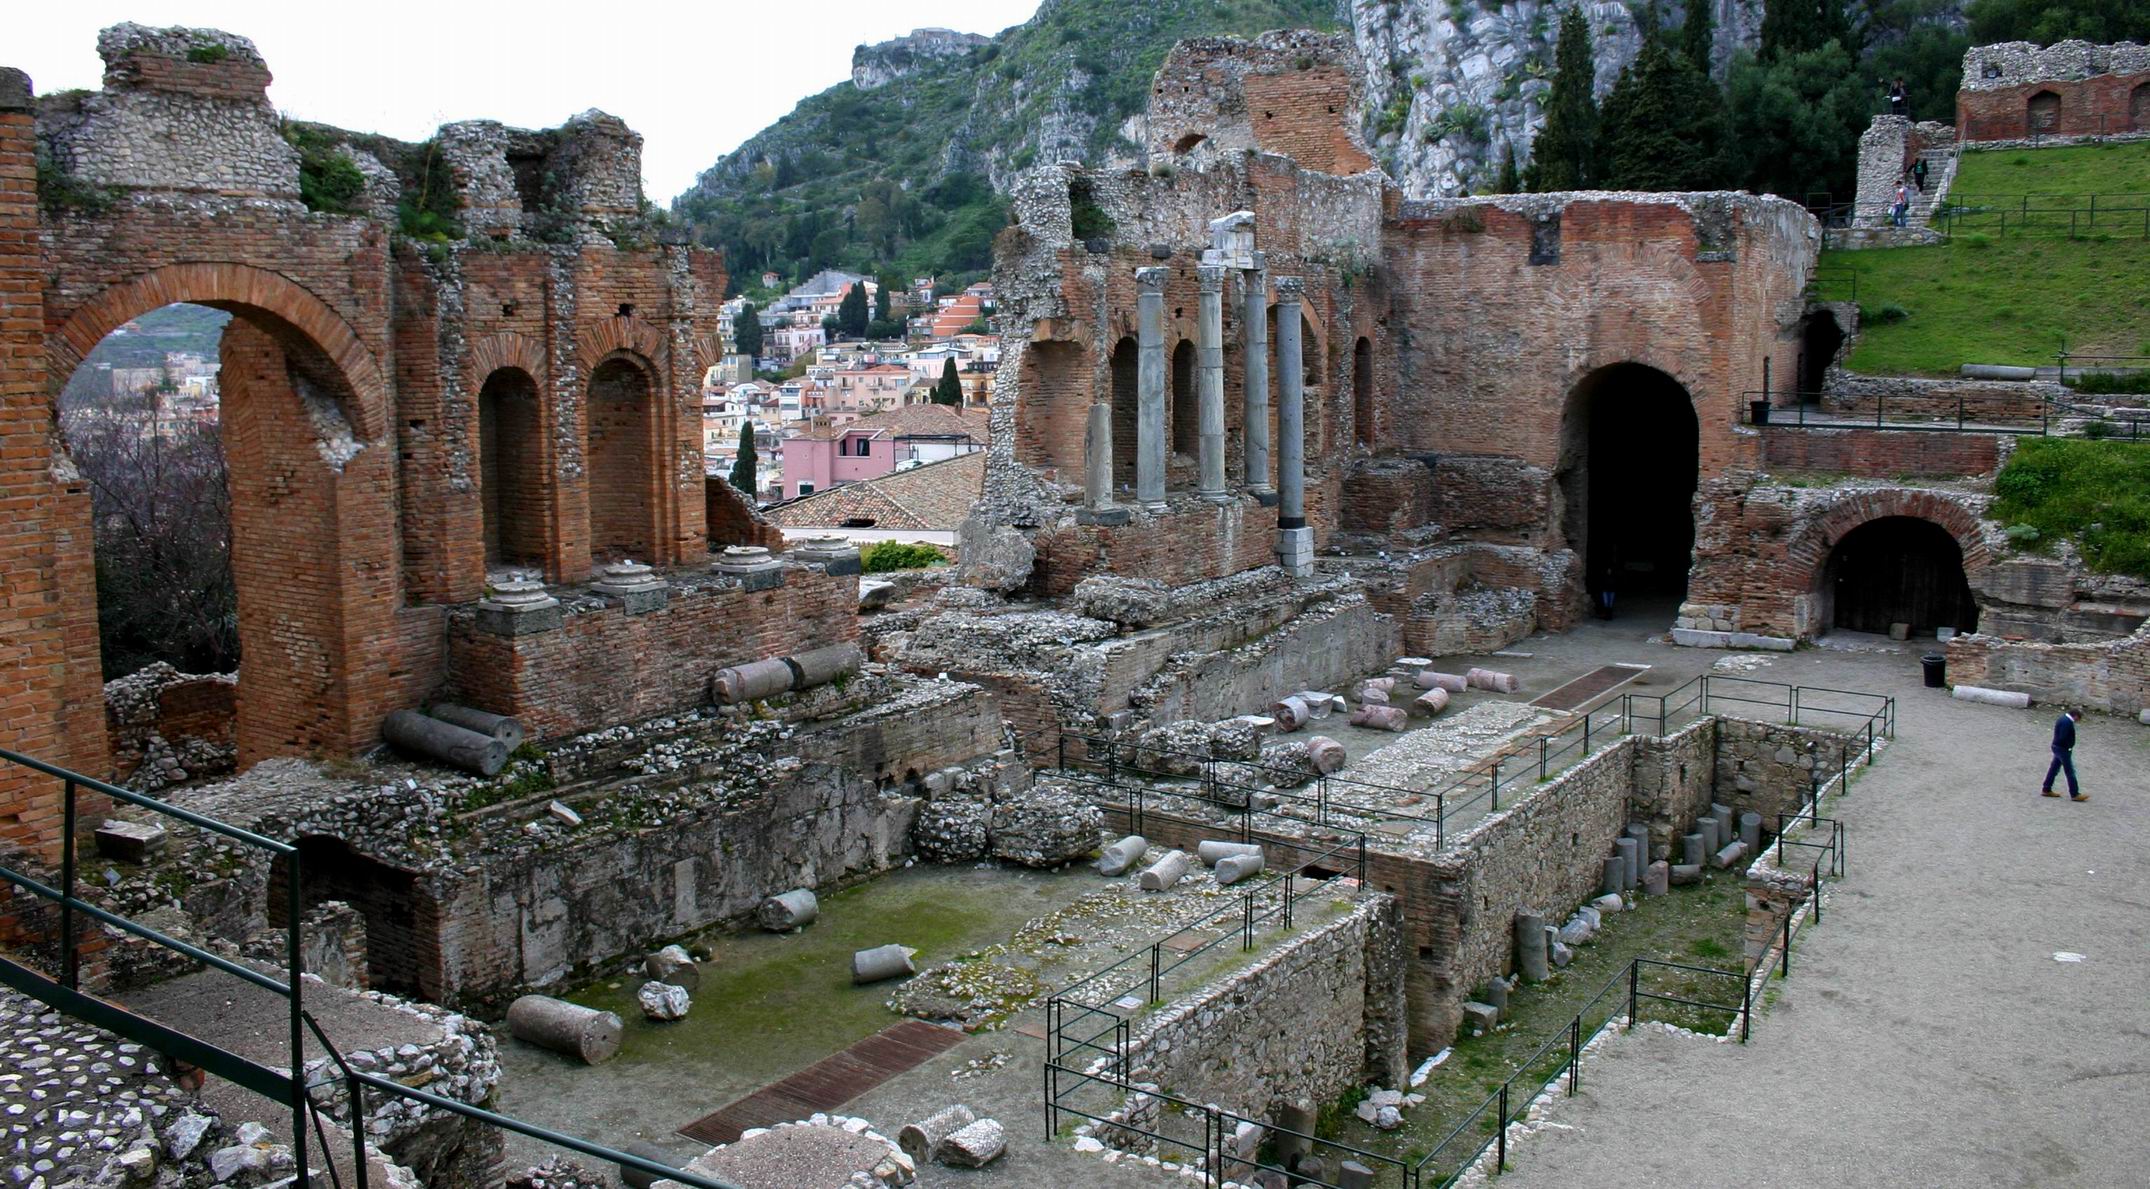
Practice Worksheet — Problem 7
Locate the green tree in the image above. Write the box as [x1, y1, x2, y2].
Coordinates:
[1493, 142, 1522, 195]
[1859, 12, 1971, 127]
[1968, 0, 2150, 44]
[1681, 0, 1714, 73]
[1758, 0, 1849, 62]
[838, 282, 869, 338]
[873, 279, 891, 324]
[933, 358, 963, 405]
[731, 300, 763, 358]
[1724, 41, 1870, 200]
[730, 422, 758, 496]
[1600, 39, 1729, 191]
[1526, 8, 1601, 192]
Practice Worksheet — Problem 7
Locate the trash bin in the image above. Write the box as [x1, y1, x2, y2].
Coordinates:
[1920, 653, 1946, 689]
[1749, 399, 1772, 425]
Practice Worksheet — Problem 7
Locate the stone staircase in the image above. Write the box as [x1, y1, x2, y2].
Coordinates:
[1903, 144, 1960, 230]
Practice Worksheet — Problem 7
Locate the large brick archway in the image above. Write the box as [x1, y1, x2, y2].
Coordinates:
[47, 262, 403, 772]
[1782, 490, 1992, 639]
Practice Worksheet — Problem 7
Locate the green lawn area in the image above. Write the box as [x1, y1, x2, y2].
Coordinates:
[1950, 141, 2150, 201]
[1815, 141, 2150, 377]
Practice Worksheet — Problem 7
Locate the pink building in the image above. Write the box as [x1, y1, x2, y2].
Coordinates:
[779, 404, 988, 499]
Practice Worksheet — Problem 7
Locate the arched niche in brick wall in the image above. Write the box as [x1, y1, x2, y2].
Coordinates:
[48, 263, 400, 767]
[585, 352, 661, 563]
[1352, 336, 1374, 448]
[2028, 89, 2062, 135]
[2132, 82, 2150, 132]
[1013, 338, 1086, 482]
[1109, 336, 1139, 491]
[1557, 363, 1700, 614]
[478, 367, 550, 571]
[1170, 339, 1197, 457]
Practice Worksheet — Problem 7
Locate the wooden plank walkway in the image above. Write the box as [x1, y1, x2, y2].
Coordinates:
[1532, 663, 1649, 712]
[676, 1019, 967, 1146]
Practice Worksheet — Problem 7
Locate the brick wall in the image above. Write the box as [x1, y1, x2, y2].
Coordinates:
[1946, 621, 2150, 714]
[1758, 427, 2001, 478]
[1958, 72, 2150, 142]
[1029, 500, 1283, 596]
[704, 476, 786, 550]
[444, 564, 859, 740]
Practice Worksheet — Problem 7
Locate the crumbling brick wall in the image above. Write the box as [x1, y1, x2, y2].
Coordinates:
[1956, 41, 2150, 142]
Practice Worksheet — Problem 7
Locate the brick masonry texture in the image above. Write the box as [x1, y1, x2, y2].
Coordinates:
[2, 27, 733, 860]
[1956, 41, 2150, 142]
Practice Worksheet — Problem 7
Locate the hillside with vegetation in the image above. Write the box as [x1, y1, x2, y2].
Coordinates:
[1816, 141, 2150, 375]
[672, 0, 1343, 296]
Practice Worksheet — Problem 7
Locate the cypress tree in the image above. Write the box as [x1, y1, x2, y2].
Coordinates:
[730, 421, 758, 496]
[731, 300, 763, 358]
[933, 358, 963, 406]
[1526, 8, 1601, 192]
[1682, 0, 1714, 74]
[1600, 39, 1729, 191]
[1494, 142, 1522, 195]
[837, 282, 869, 338]
[873, 280, 891, 323]
[1759, 0, 1849, 62]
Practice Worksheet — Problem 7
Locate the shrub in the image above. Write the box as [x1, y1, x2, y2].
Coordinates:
[2068, 371, 2150, 395]
[1992, 438, 2150, 577]
[1962, 232, 1992, 249]
[861, 541, 945, 572]
[185, 43, 230, 64]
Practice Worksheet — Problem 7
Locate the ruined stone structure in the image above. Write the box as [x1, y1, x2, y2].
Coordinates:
[959, 31, 1818, 662]
[0, 26, 795, 863]
[1957, 40, 2150, 143]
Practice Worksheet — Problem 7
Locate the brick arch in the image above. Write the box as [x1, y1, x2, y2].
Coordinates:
[1784, 489, 1992, 601]
[49, 262, 389, 441]
[575, 314, 668, 377]
[468, 331, 547, 385]
[687, 329, 728, 379]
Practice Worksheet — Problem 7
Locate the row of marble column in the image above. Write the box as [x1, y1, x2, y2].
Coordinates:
[1082, 264, 1312, 572]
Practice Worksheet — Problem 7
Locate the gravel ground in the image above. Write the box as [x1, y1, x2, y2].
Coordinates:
[1490, 632, 2150, 1188]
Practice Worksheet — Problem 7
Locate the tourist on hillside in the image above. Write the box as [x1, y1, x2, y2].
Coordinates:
[2040, 708, 2087, 801]
[1888, 78, 1907, 119]
[1912, 157, 1929, 192]
[1890, 182, 1910, 228]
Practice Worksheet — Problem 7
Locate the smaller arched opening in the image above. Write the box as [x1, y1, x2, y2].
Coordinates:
[267, 836, 429, 997]
[1170, 340, 1197, 457]
[2131, 82, 2149, 132]
[1301, 314, 1322, 388]
[1109, 336, 1139, 490]
[1558, 363, 1700, 617]
[2027, 89, 2062, 134]
[1014, 339, 1085, 479]
[586, 354, 657, 562]
[1352, 336, 1374, 447]
[1821, 516, 1979, 638]
[1799, 311, 1844, 398]
[478, 367, 545, 570]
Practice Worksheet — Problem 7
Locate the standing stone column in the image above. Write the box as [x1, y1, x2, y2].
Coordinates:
[1079, 398, 1126, 524]
[1195, 265, 1229, 503]
[1241, 252, 1272, 499]
[1274, 277, 1312, 576]
[1136, 267, 1168, 511]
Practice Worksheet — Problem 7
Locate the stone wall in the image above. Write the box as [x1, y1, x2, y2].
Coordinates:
[1118, 893, 1407, 1121]
[1713, 718, 1869, 832]
[1946, 621, 2150, 715]
[1957, 41, 2150, 142]
[1138, 31, 1374, 178]
[103, 663, 237, 789]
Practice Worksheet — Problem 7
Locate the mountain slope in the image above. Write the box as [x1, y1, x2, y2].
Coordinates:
[673, 0, 1344, 294]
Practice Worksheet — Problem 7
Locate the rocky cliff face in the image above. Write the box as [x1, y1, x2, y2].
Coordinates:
[1350, 0, 1766, 195]
[851, 28, 993, 91]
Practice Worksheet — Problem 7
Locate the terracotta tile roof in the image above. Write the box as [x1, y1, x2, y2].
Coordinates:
[791, 403, 987, 442]
[767, 451, 984, 531]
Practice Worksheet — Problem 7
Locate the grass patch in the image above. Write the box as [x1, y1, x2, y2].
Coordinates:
[1950, 142, 2150, 204]
[1992, 438, 2150, 578]
[1816, 141, 2150, 377]
[1816, 237, 2150, 375]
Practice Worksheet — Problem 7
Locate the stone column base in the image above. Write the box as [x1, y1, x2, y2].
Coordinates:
[1275, 526, 1314, 578]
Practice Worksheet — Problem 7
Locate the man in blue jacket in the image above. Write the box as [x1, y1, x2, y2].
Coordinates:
[2040, 708, 2086, 801]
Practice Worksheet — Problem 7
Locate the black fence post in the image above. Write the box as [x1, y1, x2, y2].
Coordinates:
[59, 779, 78, 991]
[1057, 735, 1066, 771]
[1149, 943, 1161, 1003]
[1781, 915, 1792, 977]
[1490, 760, 1501, 813]
[1741, 974, 1752, 1044]
[1568, 1016, 1581, 1094]
[1497, 1083, 1509, 1171]
[1627, 960, 1640, 1025]
[287, 850, 309, 1188]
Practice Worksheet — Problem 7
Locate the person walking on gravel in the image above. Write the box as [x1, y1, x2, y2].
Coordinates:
[2041, 708, 2086, 801]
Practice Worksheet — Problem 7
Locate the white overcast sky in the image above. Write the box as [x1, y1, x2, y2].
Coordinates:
[12, 1, 1044, 200]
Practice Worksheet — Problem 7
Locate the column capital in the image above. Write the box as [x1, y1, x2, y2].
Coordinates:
[1136, 266, 1168, 292]
[1196, 264, 1226, 292]
[1274, 276, 1305, 301]
[1246, 249, 1266, 273]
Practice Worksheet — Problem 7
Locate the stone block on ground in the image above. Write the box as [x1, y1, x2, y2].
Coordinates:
[852, 944, 918, 985]
[898, 1104, 976, 1163]
[935, 1118, 1006, 1167]
[645, 944, 700, 992]
[1461, 1001, 1500, 1034]
[1138, 849, 1191, 892]
[94, 819, 167, 863]
[757, 889, 819, 932]
[1096, 835, 1148, 876]
[1669, 863, 1703, 886]
[1349, 705, 1408, 732]
[636, 980, 690, 1021]
[911, 796, 989, 863]
[1465, 668, 1520, 694]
